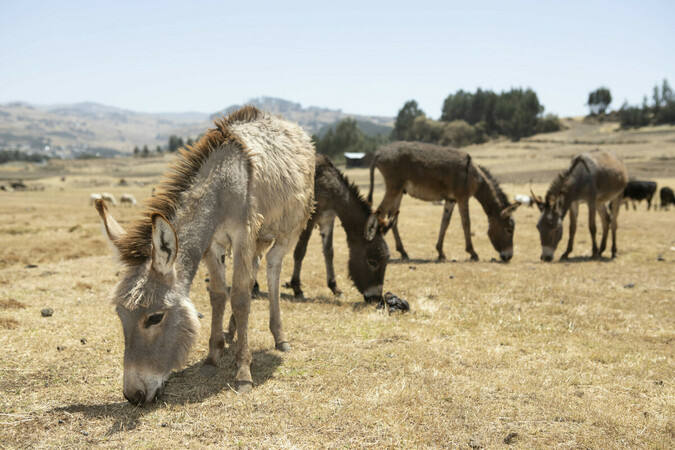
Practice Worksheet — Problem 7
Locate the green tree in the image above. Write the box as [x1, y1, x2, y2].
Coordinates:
[587, 87, 612, 115]
[133, 146, 140, 156]
[156, 145, 163, 155]
[168, 135, 185, 152]
[391, 100, 424, 140]
[142, 145, 149, 158]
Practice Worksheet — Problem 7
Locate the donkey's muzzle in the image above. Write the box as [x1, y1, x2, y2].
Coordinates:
[541, 254, 553, 262]
[125, 390, 146, 406]
[364, 294, 383, 304]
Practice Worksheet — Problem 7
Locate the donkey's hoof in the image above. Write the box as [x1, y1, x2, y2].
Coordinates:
[275, 342, 291, 352]
[235, 381, 253, 394]
[560, 253, 569, 261]
[470, 255, 479, 262]
[200, 363, 218, 378]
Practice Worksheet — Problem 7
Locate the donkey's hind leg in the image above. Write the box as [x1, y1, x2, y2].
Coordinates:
[288, 216, 316, 300]
[318, 213, 341, 296]
[266, 238, 295, 352]
[598, 204, 611, 257]
[204, 244, 229, 367]
[435, 200, 456, 261]
[389, 194, 409, 260]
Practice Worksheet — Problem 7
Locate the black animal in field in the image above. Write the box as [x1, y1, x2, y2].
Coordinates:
[622, 180, 657, 211]
[660, 187, 675, 210]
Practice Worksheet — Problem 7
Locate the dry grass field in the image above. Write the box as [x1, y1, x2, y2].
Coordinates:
[1, 120, 673, 448]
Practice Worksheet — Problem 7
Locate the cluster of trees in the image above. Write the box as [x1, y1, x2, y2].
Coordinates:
[0, 149, 48, 164]
[393, 88, 561, 146]
[312, 118, 387, 159]
[132, 135, 196, 157]
[617, 80, 674, 129]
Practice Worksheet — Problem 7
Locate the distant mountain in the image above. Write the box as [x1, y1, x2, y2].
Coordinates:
[212, 96, 393, 136]
[0, 97, 393, 157]
[0, 102, 208, 157]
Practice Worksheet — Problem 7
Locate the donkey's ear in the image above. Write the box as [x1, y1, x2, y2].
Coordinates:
[151, 213, 178, 275]
[95, 199, 126, 251]
[501, 201, 521, 218]
[530, 189, 545, 211]
[380, 211, 399, 235]
[365, 212, 380, 241]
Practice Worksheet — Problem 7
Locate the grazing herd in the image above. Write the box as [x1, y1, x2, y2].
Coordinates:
[91, 107, 673, 404]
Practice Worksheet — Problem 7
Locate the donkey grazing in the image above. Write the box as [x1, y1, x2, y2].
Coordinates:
[287, 154, 389, 303]
[95, 106, 315, 403]
[532, 149, 627, 261]
[367, 142, 520, 262]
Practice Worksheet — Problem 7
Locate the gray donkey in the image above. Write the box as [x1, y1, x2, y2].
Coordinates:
[532, 149, 628, 261]
[287, 154, 390, 303]
[95, 106, 315, 404]
[367, 142, 520, 262]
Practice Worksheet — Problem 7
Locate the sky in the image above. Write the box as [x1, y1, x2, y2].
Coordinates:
[1, 0, 673, 119]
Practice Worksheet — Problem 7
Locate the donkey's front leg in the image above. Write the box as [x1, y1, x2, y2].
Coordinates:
[609, 197, 622, 258]
[458, 199, 479, 261]
[597, 204, 610, 257]
[204, 246, 228, 367]
[588, 201, 599, 258]
[266, 239, 293, 352]
[561, 202, 578, 260]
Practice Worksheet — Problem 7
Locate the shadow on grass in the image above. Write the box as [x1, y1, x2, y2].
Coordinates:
[48, 349, 282, 436]
[557, 255, 615, 264]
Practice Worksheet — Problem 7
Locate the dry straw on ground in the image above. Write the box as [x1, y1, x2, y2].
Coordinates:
[0, 120, 673, 447]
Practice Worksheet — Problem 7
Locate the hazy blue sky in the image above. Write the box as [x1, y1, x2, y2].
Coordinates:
[1, 0, 673, 118]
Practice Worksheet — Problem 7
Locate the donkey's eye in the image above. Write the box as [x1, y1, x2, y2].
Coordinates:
[367, 259, 379, 270]
[145, 313, 164, 328]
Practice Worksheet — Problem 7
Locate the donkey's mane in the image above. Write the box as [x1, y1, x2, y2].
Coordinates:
[477, 164, 509, 207]
[320, 155, 372, 219]
[116, 106, 265, 265]
[545, 155, 586, 203]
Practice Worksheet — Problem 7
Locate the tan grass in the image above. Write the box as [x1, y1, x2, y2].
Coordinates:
[0, 122, 673, 447]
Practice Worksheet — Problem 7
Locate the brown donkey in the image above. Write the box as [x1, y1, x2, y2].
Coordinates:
[287, 154, 390, 303]
[532, 149, 628, 261]
[95, 106, 315, 403]
[367, 142, 520, 262]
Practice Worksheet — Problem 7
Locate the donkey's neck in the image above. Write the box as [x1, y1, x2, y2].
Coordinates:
[330, 184, 371, 245]
[170, 153, 234, 287]
[473, 174, 504, 219]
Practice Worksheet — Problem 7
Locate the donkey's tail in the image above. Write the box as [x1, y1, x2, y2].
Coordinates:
[367, 155, 377, 204]
[465, 154, 472, 187]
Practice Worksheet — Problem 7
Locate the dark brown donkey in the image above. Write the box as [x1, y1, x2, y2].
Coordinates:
[532, 149, 628, 261]
[287, 154, 390, 303]
[367, 142, 520, 262]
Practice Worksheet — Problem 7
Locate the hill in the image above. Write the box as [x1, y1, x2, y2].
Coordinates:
[0, 98, 393, 157]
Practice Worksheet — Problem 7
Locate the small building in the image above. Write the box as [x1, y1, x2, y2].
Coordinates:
[344, 152, 368, 168]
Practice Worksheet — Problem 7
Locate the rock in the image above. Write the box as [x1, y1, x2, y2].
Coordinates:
[448, 275, 454, 279]
[469, 437, 484, 449]
[657, 255, 665, 261]
[80, 338, 87, 345]
[503, 432, 519, 444]
[408, 266, 416, 270]
[41, 308, 53, 317]
[377, 292, 410, 314]
[197, 312, 204, 319]
[57, 346, 65, 351]
[25, 264, 38, 269]
[624, 283, 635, 289]
[161, 423, 167, 428]
[574, 390, 584, 397]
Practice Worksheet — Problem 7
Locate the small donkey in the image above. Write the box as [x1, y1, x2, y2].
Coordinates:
[96, 106, 315, 404]
[532, 149, 628, 261]
[287, 154, 390, 303]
